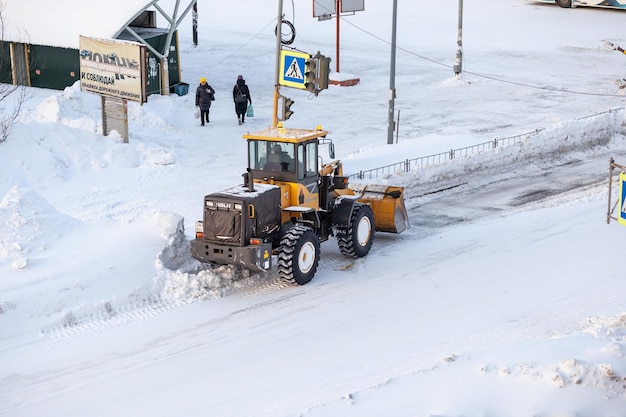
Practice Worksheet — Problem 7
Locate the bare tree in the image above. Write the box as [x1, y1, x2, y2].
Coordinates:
[0, 1, 30, 143]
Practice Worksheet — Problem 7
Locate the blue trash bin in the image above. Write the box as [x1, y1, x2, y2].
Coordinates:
[173, 82, 189, 96]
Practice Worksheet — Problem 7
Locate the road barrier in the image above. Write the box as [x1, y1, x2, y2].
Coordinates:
[349, 107, 625, 180]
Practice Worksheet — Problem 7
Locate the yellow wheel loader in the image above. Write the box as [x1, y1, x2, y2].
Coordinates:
[190, 126, 410, 285]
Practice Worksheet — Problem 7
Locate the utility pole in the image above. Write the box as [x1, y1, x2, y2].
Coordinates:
[335, 0, 341, 73]
[192, 1, 198, 47]
[386, 0, 398, 144]
[272, 0, 284, 128]
[454, 0, 463, 77]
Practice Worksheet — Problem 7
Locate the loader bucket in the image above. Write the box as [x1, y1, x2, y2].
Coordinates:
[353, 184, 410, 234]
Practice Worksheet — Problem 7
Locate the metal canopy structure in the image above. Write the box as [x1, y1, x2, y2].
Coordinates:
[114, 0, 196, 61]
[114, 0, 197, 94]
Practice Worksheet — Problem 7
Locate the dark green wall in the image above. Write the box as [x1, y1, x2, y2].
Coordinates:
[29, 45, 80, 90]
[0, 42, 11, 84]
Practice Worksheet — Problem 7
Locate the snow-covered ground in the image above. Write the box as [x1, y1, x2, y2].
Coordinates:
[1, 1, 626, 416]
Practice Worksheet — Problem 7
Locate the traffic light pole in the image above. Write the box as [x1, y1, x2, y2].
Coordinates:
[272, 0, 284, 128]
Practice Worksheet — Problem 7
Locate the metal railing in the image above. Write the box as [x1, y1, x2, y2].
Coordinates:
[350, 129, 543, 180]
[349, 107, 625, 180]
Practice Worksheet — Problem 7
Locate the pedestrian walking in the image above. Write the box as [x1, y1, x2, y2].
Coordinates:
[233, 75, 252, 125]
[195, 77, 215, 126]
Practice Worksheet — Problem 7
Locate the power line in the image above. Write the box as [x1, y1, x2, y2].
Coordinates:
[339, 17, 626, 98]
[207, 17, 277, 70]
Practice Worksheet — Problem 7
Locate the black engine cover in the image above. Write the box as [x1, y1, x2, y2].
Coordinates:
[202, 183, 281, 247]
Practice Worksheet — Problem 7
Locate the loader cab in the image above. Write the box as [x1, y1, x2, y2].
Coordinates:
[245, 127, 330, 186]
[253, 141, 297, 175]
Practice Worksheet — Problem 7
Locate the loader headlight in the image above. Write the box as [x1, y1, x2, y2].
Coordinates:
[234, 203, 243, 211]
[195, 221, 204, 239]
[206, 200, 215, 208]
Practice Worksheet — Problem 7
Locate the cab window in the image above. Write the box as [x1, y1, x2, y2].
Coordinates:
[305, 141, 318, 177]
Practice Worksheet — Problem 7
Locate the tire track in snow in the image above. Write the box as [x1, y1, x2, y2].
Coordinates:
[61, 189, 158, 222]
[39, 296, 191, 347]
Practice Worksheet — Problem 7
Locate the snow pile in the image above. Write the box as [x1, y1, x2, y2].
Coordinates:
[33, 82, 101, 132]
[584, 313, 626, 341]
[0, 186, 78, 270]
[479, 315, 626, 402]
[398, 107, 626, 204]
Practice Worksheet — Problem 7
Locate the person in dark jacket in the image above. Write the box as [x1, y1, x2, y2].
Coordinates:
[195, 77, 215, 126]
[232, 75, 252, 125]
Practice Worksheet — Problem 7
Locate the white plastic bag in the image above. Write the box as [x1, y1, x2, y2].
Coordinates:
[194, 107, 200, 119]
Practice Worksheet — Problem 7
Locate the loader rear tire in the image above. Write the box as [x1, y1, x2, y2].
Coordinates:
[278, 225, 320, 285]
[337, 204, 374, 258]
[555, 0, 572, 7]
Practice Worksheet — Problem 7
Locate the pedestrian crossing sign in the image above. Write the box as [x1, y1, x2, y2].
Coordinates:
[280, 50, 311, 90]
[619, 172, 626, 226]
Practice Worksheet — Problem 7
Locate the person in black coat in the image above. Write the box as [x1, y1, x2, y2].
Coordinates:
[232, 75, 252, 125]
[195, 77, 215, 126]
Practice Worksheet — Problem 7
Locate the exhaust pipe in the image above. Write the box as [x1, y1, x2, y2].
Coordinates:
[243, 169, 254, 192]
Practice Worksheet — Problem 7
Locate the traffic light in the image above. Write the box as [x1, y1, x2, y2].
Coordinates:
[304, 57, 317, 92]
[317, 56, 331, 91]
[282, 97, 294, 120]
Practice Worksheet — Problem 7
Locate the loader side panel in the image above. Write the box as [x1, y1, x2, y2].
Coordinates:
[254, 187, 282, 238]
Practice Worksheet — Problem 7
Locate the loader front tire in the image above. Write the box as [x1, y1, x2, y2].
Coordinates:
[555, 0, 572, 7]
[337, 204, 374, 258]
[278, 225, 320, 285]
